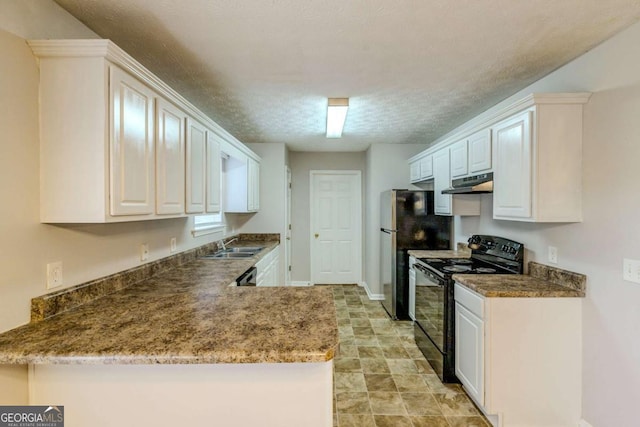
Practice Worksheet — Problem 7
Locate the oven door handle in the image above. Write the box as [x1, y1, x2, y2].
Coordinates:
[414, 263, 444, 285]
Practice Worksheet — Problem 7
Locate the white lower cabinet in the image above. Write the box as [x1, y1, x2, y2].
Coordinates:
[256, 246, 280, 287]
[454, 283, 582, 427]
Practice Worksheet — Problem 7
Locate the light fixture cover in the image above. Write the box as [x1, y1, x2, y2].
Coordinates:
[326, 98, 349, 138]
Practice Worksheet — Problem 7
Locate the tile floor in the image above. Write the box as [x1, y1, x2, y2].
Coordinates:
[331, 284, 490, 427]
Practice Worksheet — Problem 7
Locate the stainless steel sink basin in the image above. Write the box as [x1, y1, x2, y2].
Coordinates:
[222, 247, 264, 254]
[201, 252, 255, 259]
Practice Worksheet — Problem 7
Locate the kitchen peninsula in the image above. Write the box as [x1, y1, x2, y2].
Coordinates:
[0, 236, 338, 427]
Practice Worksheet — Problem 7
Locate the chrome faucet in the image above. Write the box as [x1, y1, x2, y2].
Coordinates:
[219, 237, 238, 251]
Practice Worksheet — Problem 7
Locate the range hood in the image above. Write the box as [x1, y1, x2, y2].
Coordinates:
[442, 172, 493, 194]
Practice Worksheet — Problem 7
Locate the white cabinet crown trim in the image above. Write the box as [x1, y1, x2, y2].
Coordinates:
[28, 39, 260, 163]
[408, 92, 591, 163]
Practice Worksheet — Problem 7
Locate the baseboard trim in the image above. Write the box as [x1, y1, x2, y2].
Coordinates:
[361, 282, 384, 300]
[578, 420, 593, 427]
[289, 281, 312, 287]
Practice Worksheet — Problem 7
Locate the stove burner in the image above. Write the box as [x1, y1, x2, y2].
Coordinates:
[450, 259, 472, 265]
[442, 265, 472, 273]
[475, 267, 497, 273]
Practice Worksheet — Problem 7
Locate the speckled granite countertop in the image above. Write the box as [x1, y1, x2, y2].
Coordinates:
[453, 262, 586, 298]
[0, 241, 338, 365]
[408, 243, 471, 259]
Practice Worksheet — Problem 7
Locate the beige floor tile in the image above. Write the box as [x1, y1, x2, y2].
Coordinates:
[445, 415, 492, 426]
[357, 346, 384, 359]
[392, 375, 430, 392]
[386, 359, 419, 374]
[350, 318, 372, 327]
[368, 392, 407, 415]
[433, 393, 479, 416]
[373, 414, 413, 427]
[409, 415, 450, 427]
[335, 392, 371, 414]
[364, 374, 398, 392]
[335, 358, 362, 373]
[338, 413, 376, 427]
[354, 336, 379, 346]
[340, 337, 356, 346]
[422, 374, 462, 394]
[405, 346, 426, 359]
[334, 372, 367, 393]
[367, 311, 389, 319]
[349, 311, 368, 319]
[401, 392, 443, 416]
[338, 317, 352, 327]
[338, 345, 359, 358]
[381, 346, 411, 359]
[339, 325, 354, 336]
[352, 326, 374, 336]
[376, 335, 403, 347]
[360, 358, 390, 374]
[414, 359, 436, 374]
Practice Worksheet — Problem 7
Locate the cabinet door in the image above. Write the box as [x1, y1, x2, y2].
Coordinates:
[433, 149, 451, 215]
[450, 140, 468, 179]
[206, 132, 221, 213]
[155, 98, 185, 215]
[468, 128, 492, 173]
[410, 161, 420, 182]
[109, 67, 156, 216]
[455, 302, 484, 406]
[493, 111, 532, 219]
[186, 118, 207, 213]
[247, 158, 260, 212]
[419, 155, 433, 180]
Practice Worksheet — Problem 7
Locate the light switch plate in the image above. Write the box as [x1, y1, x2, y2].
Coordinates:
[548, 246, 558, 264]
[140, 243, 149, 261]
[623, 258, 640, 284]
[170, 238, 177, 253]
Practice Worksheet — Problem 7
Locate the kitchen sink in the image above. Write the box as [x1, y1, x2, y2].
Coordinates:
[222, 247, 264, 253]
[201, 252, 255, 259]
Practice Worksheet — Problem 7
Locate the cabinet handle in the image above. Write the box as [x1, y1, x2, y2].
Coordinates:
[314, 233, 319, 238]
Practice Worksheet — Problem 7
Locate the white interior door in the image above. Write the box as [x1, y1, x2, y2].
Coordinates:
[310, 171, 362, 285]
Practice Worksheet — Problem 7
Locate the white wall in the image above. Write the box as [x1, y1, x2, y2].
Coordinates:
[363, 144, 426, 297]
[242, 143, 288, 283]
[440, 22, 640, 427]
[289, 152, 366, 282]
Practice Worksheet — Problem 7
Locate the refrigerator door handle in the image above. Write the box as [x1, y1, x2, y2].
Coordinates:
[380, 228, 397, 234]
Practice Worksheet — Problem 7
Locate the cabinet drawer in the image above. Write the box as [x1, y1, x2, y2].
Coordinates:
[454, 283, 484, 318]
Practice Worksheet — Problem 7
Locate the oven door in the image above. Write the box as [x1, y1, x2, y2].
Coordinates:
[413, 263, 446, 353]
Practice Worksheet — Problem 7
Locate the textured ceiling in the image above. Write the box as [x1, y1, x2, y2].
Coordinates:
[54, 0, 640, 152]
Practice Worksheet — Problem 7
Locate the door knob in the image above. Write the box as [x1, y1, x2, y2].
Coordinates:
[314, 233, 319, 238]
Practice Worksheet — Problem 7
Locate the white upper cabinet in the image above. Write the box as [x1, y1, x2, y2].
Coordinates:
[492, 95, 589, 222]
[225, 153, 260, 213]
[408, 93, 589, 222]
[433, 149, 452, 215]
[109, 67, 157, 217]
[468, 128, 492, 173]
[29, 39, 259, 223]
[492, 111, 532, 219]
[206, 132, 222, 213]
[155, 97, 186, 215]
[449, 140, 469, 179]
[186, 118, 207, 214]
[409, 154, 433, 183]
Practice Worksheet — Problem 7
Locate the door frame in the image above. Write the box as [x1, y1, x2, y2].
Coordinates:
[309, 170, 363, 285]
[284, 166, 292, 285]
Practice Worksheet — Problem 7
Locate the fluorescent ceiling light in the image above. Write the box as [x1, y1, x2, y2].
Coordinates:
[326, 98, 349, 138]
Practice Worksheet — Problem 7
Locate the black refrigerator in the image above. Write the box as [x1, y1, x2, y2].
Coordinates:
[380, 190, 452, 320]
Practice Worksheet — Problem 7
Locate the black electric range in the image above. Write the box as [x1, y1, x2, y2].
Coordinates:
[412, 235, 524, 382]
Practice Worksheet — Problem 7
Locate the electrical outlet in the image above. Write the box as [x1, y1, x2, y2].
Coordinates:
[47, 262, 63, 289]
[140, 243, 149, 261]
[170, 237, 177, 253]
[623, 258, 640, 284]
[548, 246, 558, 264]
